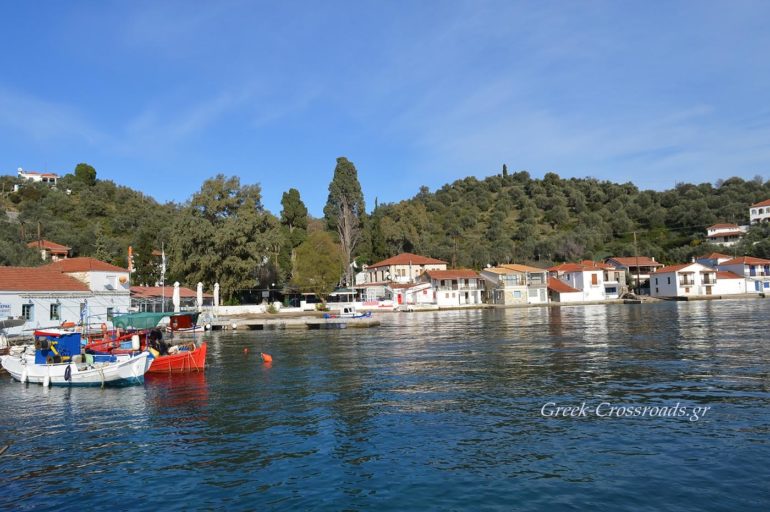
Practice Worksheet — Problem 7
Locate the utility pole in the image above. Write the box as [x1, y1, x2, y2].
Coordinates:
[633, 231, 641, 295]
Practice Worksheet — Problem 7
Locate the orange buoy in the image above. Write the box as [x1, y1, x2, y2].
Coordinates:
[260, 352, 273, 363]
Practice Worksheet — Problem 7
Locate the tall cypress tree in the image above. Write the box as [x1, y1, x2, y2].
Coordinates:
[323, 157, 365, 286]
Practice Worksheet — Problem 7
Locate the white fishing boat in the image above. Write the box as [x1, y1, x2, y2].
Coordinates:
[0, 329, 153, 387]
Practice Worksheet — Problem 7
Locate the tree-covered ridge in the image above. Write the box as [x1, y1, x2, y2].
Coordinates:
[364, 171, 770, 268]
[3, 162, 769, 304]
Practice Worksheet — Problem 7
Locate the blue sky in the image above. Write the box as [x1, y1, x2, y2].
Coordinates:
[1, 1, 769, 216]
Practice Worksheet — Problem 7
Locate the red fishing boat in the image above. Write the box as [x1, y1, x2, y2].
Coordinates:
[85, 331, 207, 373]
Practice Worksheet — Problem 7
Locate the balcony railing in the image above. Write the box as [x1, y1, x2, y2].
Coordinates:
[679, 279, 695, 286]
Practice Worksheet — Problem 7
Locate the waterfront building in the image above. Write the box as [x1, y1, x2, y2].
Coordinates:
[26, 239, 70, 262]
[650, 263, 717, 298]
[480, 264, 548, 305]
[579, 260, 627, 298]
[421, 269, 484, 307]
[604, 256, 663, 292]
[0, 257, 130, 335]
[547, 276, 583, 303]
[705, 223, 746, 247]
[548, 263, 607, 301]
[365, 252, 448, 284]
[713, 271, 747, 296]
[749, 199, 770, 224]
[716, 256, 770, 293]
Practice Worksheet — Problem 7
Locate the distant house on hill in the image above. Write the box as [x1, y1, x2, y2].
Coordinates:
[26, 239, 70, 262]
[705, 223, 746, 247]
[750, 199, 770, 224]
[16, 167, 59, 186]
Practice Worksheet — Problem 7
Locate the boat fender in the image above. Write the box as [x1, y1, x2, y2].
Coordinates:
[131, 334, 140, 351]
[43, 373, 50, 387]
[20, 368, 28, 384]
[64, 364, 72, 382]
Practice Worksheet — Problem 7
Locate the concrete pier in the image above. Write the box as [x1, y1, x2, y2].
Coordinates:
[210, 317, 380, 330]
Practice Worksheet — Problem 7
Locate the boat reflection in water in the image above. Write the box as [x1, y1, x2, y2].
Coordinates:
[144, 371, 209, 413]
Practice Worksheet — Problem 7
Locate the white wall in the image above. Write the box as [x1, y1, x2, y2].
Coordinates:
[651, 273, 679, 297]
[713, 278, 746, 295]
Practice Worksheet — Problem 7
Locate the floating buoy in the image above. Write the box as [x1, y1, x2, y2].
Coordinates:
[231, 323, 238, 330]
[260, 352, 273, 363]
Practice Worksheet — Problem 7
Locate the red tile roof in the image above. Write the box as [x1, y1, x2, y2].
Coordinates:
[751, 199, 770, 208]
[45, 257, 128, 273]
[716, 271, 744, 280]
[720, 256, 770, 266]
[424, 269, 481, 280]
[579, 260, 615, 270]
[548, 263, 594, 272]
[606, 256, 663, 267]
[369, 252, 447, 268]
[19, 170, 59, 177]
[547, 277, 580, 293]
[698, 252, 731, 260]
[130, 286, 212, 299]
[26, 239, 70, 253]
[0, 267, 89, 291]
[655, 263, 715, 274]
[707, 223, 740, 230]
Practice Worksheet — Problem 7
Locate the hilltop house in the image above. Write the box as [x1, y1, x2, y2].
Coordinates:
[0, 257, 130, 335]
[705, 223, 746, 247]
[421, 269, 484, 307]
[717, 256, 770, 293]
[26, 239, 70, 262]
[650, 263, 717, 298]
[548, 263, 606, 302]
[750, 199, 770, 224]
[480, 264, 548, 305]
[16, 167, 59, 186]
[604, 256, 663, 292]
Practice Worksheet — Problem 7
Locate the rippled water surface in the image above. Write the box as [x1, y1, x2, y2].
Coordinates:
[2, 300, 770, 510]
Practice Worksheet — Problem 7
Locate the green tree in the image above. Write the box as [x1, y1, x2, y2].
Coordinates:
[133, 229, 159, 286]
[74, 163, 97, 187]
[168, 175, 282, 303]
[278, 188, 308, 281]
[292, 230, 343, 303]
[323, 157, 365, 285]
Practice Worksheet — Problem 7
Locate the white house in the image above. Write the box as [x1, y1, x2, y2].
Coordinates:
[26, 239, 70, 262]
[17, 167, 59, 185]
[705, 223, 746, 247]
[548, 263, 606, 301]
[750, 199, 770, 224]
[422, 269, 484, 307]
[650, 263, 717, 298]
[480, 263, 548, 305]
[547, 277, 583, 303]
[716, 256, 770, 293]
[713, 271, 747, 296]
[365, 252, 448, 284]
[580, 260, 626, 299]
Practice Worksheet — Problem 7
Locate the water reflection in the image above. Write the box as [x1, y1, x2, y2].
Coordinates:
[1, 301, 770, 511]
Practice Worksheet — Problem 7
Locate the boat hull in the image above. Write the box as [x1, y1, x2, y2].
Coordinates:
[0, 351, 152, 387]
[147, 343, 207, 373]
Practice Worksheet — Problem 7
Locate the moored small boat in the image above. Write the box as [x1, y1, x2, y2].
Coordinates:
[85, 329, 206, 374]
[0, 329, 153, 387]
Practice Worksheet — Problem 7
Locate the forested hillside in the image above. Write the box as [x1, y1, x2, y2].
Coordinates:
[365, 169, 770, 268]
[2, 162, 770, 303]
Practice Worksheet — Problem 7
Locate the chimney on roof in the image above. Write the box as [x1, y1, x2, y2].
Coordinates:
[651, 257, 655, 262]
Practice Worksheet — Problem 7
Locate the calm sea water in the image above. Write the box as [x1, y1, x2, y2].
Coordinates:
[2, 300, 769, 511]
